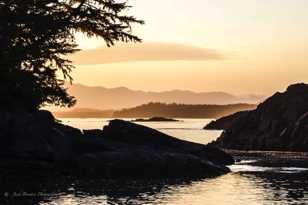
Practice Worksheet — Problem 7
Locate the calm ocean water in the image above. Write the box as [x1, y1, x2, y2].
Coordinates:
[3, 119, 308, 205]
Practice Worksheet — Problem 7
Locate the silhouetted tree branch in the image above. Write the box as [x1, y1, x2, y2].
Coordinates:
[0, 0, 143, 111]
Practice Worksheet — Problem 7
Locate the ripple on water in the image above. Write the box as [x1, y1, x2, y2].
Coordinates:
[32, 171, 308, 205]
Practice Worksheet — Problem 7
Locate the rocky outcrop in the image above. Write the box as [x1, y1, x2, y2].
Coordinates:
[0, 110, 233, 178]
[204, 111, 250, 130]
[211, 83, 308, 152]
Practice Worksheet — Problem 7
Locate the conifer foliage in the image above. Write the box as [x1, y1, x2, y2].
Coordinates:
[0, 0, 143, 110]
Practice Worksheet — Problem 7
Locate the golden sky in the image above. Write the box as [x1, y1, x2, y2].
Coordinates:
[72, 0, 308, 95]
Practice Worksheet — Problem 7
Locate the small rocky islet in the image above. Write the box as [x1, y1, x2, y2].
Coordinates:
[132, 117, 180, 122]
[0, 110, 233, 179]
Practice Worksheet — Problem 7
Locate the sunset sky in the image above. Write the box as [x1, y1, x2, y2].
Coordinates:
[72, 0, 308, 95]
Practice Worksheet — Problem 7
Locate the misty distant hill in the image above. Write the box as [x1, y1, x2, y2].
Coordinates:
[67, 84, 265, 110]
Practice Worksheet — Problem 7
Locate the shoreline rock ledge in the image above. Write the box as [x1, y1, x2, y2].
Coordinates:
[208, 83, 308, 152]
[0, 110, 233, 178]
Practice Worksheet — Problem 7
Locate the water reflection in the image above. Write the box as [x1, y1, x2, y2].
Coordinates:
[243, 172, 308, 204]
[1, 169, 308, 205]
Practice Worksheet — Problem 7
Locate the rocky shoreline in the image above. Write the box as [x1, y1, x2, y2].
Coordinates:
[226, 149, 308, 168]
[0, 110, 233, 179]
[204, 111, 249, 130]
[208, 83, 308, 152]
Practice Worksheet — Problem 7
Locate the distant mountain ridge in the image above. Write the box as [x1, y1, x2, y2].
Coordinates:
[67, 84, 265, 110]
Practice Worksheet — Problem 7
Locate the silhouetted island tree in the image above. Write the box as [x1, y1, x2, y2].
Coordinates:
[0, 0, 143, 111]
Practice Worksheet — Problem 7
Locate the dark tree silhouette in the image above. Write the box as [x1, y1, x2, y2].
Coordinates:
[0, 0, 143, 111]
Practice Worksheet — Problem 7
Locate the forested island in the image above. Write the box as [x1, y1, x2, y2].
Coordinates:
[113, 102, 257, 119]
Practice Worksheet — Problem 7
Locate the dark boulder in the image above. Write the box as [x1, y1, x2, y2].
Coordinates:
[211, 83, 308, 152]
[75, 149, 229, 178]
[84, 119, 233, 177]
[203, 145, 235, 165]
[102, 119, 207, 152]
